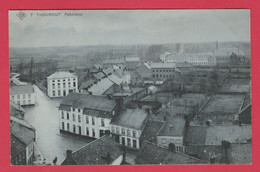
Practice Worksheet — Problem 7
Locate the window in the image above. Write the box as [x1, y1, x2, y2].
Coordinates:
[127, 138, 131, 147]
[52, 84, 55, 89]
[58, 83, 61, 89]
[92, 117, 95, 125]
[92, 129, 95, 137]
[73, 125, 76, 133]
[17, 101, 20, 105]
[86, 127, 89, 136]
[116, 127, 120, 134]
[67, 113, 69, 120]
[22, 94, 26, 99]
[68, 82, 71, 88]
[52, 80, 55, 82]
[78, 115, 81, 122]
[122, 128, 125, 136]
[58, 90, 61, 96]
[62, 122, 64, 130]
[101, 119, 105, 127]
[63, 83, 66, 88]
[86, 116, 89, 124]
[52, 91, 55, 96]
[73, 108, 75, 112]
[61, 112, 64, 119]
[73, 82, 76, 87]
[17, 95, 20, 99]
[67, 123, 70, 131]
[78, 109, 80, 113]
[111, 126, 115, 133]
[73, 114, 75, 121]
[133, 131, 137, 138]
[127, 129, 131, 137]
[28, 100, 31, 104]
[28, 94, 31, 98]
[23, 100, 26, 104]
[133, 139, 137, 148]
[11, 95, 14, 100]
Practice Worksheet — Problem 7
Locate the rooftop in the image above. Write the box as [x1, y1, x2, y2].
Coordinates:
[135, 141, 207, 164]
[47, 71, 77, 79]
[79, 79, 95, 90]
[103, 59, 125, 64]
[88, 78, 114, 95]
[107, 74, 122, 85]
[93, 72, 105, 80]
[62, 135, 123, 165]
[140, 120, 164, 143]
[10, 84, 34, 95]
[186, 125, 252, 146]
[11, 134, 26, 156]
[59, 93, 117, 113]
[111, 109, 148, 130]
[157, 116, 186, 137]
[125, 57, 140, 62]
[150, 62, 176, 69]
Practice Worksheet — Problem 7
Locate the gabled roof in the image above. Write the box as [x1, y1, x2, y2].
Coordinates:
[10, 84, 34, 95]
[111, 109, 148, 130]
[11, 134, 26, 156]
[186, 125, 252, 146]
[125, 57, 140, 62]
[62, 135, 123, 165]
[79, 79, 95, 90]
[157, 116, 186, 137]
[47, 71, 77, 79]
[10, 119, 35, 146]
[93, 72, 105, 80]
[107, 74, 122, 85]
[135, 141, 207, 164]
[88, 78, 114, 95]
[59, 93, 116, 112]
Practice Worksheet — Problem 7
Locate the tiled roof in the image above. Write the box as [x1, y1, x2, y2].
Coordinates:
[140, 120, 164, 143]
[84, 109, 113, 119]
[93, 72, 105, 80]
[88, 78, 114, 95]
[47, 71, 77, 79]
[102, 68, 114, 76]
[111, 109, 148, 130]
[11, 134, 26, 156]
[79, 79, 95, 90]
[59, 93, 116, 112]
[186, 125, 252, 146]
[150, 63, 176, 69]
[10, 84, 34, 95]
[62, 135, 123, 165]
[10, 119, 35, 146]
[156, 116, 186, 137]
[135, 141, 207, 164]
[107, 74, 122, 85]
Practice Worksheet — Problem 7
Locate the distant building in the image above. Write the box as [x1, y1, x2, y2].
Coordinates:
[61, 135, 124, 165]
[47, 71, 78, 98]
[10, 84, 36, 106]
[161, 52, 216, 66]
[59, 93, 118, 139]
[150, 62, 176, 81]
[125, 57, 140, 71]
[135, 141, 207, 164]
[156, 116, 187, 153]
[110, 109, 148, 149]
[103, 59, 125, 68]
[10, 116, 36, 165]
[214, 48, 248, 66]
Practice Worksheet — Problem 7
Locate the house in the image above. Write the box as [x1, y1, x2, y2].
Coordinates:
[156, 116, 187, 153]
[61, 135, 124, 165]
[139, 120, 164, 144]
[110, 108, 148, 149]
[47, 71, 78, 98]
[135, 141, 207, 164]
[88, 78, 114, 95]
[103, 59, 125, 68]
[59, 93, 118, 139]
[185, 125, 252, 163]
[10, 102, 25, 119]
[10, 116, 36, 165]
[10, 84, 36, 106]
[150, 62, 176, 81]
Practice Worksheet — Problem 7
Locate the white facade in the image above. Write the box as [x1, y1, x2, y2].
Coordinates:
[110, 125, 141, 149]
[122, 73, 131, 84]
[47, 72, 78, 98]
[10, 92, 36, 106]
[59, 107, 113, 139]
[157, 136, 185, 153]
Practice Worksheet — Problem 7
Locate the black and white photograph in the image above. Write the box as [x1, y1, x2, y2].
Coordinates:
[9, 9, 251, 165]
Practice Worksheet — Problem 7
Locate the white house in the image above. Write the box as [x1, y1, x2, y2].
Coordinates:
[110, 109, 148, 149]
[47, 71, 78, 98]
[10, 84, 36, 106]
[58, 93, 118, 139]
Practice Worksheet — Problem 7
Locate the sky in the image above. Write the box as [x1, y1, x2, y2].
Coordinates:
[9, 9, 250, 48]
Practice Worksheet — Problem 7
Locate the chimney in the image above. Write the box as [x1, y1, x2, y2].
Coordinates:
[221, 140, 230, 164]
[66, 150, 72, 158]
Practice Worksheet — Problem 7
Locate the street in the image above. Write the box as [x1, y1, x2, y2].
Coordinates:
[23, 85, 93, 165]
